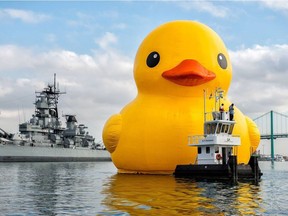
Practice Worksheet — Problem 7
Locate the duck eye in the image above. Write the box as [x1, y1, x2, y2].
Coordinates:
[217, 53, 227, 69]
[146, 51, 160, 68]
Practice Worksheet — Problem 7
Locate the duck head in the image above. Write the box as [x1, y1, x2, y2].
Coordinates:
[134, 20, 232, 97]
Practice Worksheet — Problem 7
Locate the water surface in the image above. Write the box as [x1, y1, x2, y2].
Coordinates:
[0, 161, 287, 215]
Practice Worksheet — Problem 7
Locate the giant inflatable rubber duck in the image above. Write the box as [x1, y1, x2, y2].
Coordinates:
[102, 20, 260, 174]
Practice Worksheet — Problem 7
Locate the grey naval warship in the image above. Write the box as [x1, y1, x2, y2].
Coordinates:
[0, 75, 110, 162]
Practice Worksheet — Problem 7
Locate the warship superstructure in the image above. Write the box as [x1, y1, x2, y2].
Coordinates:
[0, 75, 110, 162]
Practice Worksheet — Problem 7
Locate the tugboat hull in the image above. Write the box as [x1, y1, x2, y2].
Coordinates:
[174, 164, 230, 179]
[174, 155, 262, 182]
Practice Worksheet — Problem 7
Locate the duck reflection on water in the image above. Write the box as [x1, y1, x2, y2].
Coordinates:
[100, 174, 265, 215]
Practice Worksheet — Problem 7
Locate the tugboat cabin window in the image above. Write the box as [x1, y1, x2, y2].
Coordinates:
[205, 123, 217, 134]
[205, 122, 235, 135]
[206, 147, 210, 154]
[198, 147, 202, 154]
[228, 124, 234, 134]
[217, 123, 231, 134]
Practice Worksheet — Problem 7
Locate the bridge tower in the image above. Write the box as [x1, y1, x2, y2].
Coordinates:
[270, 111, 274, 161]
[254, 110, 288, 162]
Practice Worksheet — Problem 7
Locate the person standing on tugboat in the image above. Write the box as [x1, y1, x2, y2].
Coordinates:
[219, 103, 225, 120]
[229, 103, 234, 121]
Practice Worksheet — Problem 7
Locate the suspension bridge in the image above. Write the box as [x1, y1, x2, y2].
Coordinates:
[253, 110, 288, 161]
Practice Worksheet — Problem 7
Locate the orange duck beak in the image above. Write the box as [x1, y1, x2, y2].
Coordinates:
[162, 59, 216, 86]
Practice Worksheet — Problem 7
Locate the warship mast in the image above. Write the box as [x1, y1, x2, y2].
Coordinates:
[34, 74, 65, 132]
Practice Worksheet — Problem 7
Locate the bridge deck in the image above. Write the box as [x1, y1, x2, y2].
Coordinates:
[261, 134, 288, 139]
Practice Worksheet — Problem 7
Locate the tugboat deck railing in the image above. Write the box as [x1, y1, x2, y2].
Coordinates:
[188, 135, 205, 145]
[206, 111, 230, 121]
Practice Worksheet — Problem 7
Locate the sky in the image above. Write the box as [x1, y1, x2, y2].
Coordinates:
[1, 1, 288, 153]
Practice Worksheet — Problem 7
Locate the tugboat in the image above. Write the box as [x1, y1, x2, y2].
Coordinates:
[0, 74, 110, 162]
[174, 89, 262, 183]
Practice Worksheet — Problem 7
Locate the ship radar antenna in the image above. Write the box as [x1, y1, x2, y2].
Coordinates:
[54, 73, 56, 93]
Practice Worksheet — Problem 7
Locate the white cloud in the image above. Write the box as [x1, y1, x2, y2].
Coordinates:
[259, 0, 288, 12]
[0, 45, 99, 73]
[95, 32, 118, 49]
[16, 78, 31, 87]
[177, 1, 229, 18]
[39, 50, 99, 72]
[0, 110, 19, 119]
[0, 45, 35, 70]
[0, 8, 50, 23]
[229, 44, 288, 118]
[0, 85, 13, 97]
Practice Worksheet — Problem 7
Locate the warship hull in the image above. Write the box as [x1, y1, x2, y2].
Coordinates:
[0, 144, 111, 162]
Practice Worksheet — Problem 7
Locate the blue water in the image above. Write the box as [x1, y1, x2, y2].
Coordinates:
[0, 161, 287, 215]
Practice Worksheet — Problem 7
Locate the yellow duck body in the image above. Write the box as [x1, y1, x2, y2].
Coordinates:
[103, 20, 260, 174]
